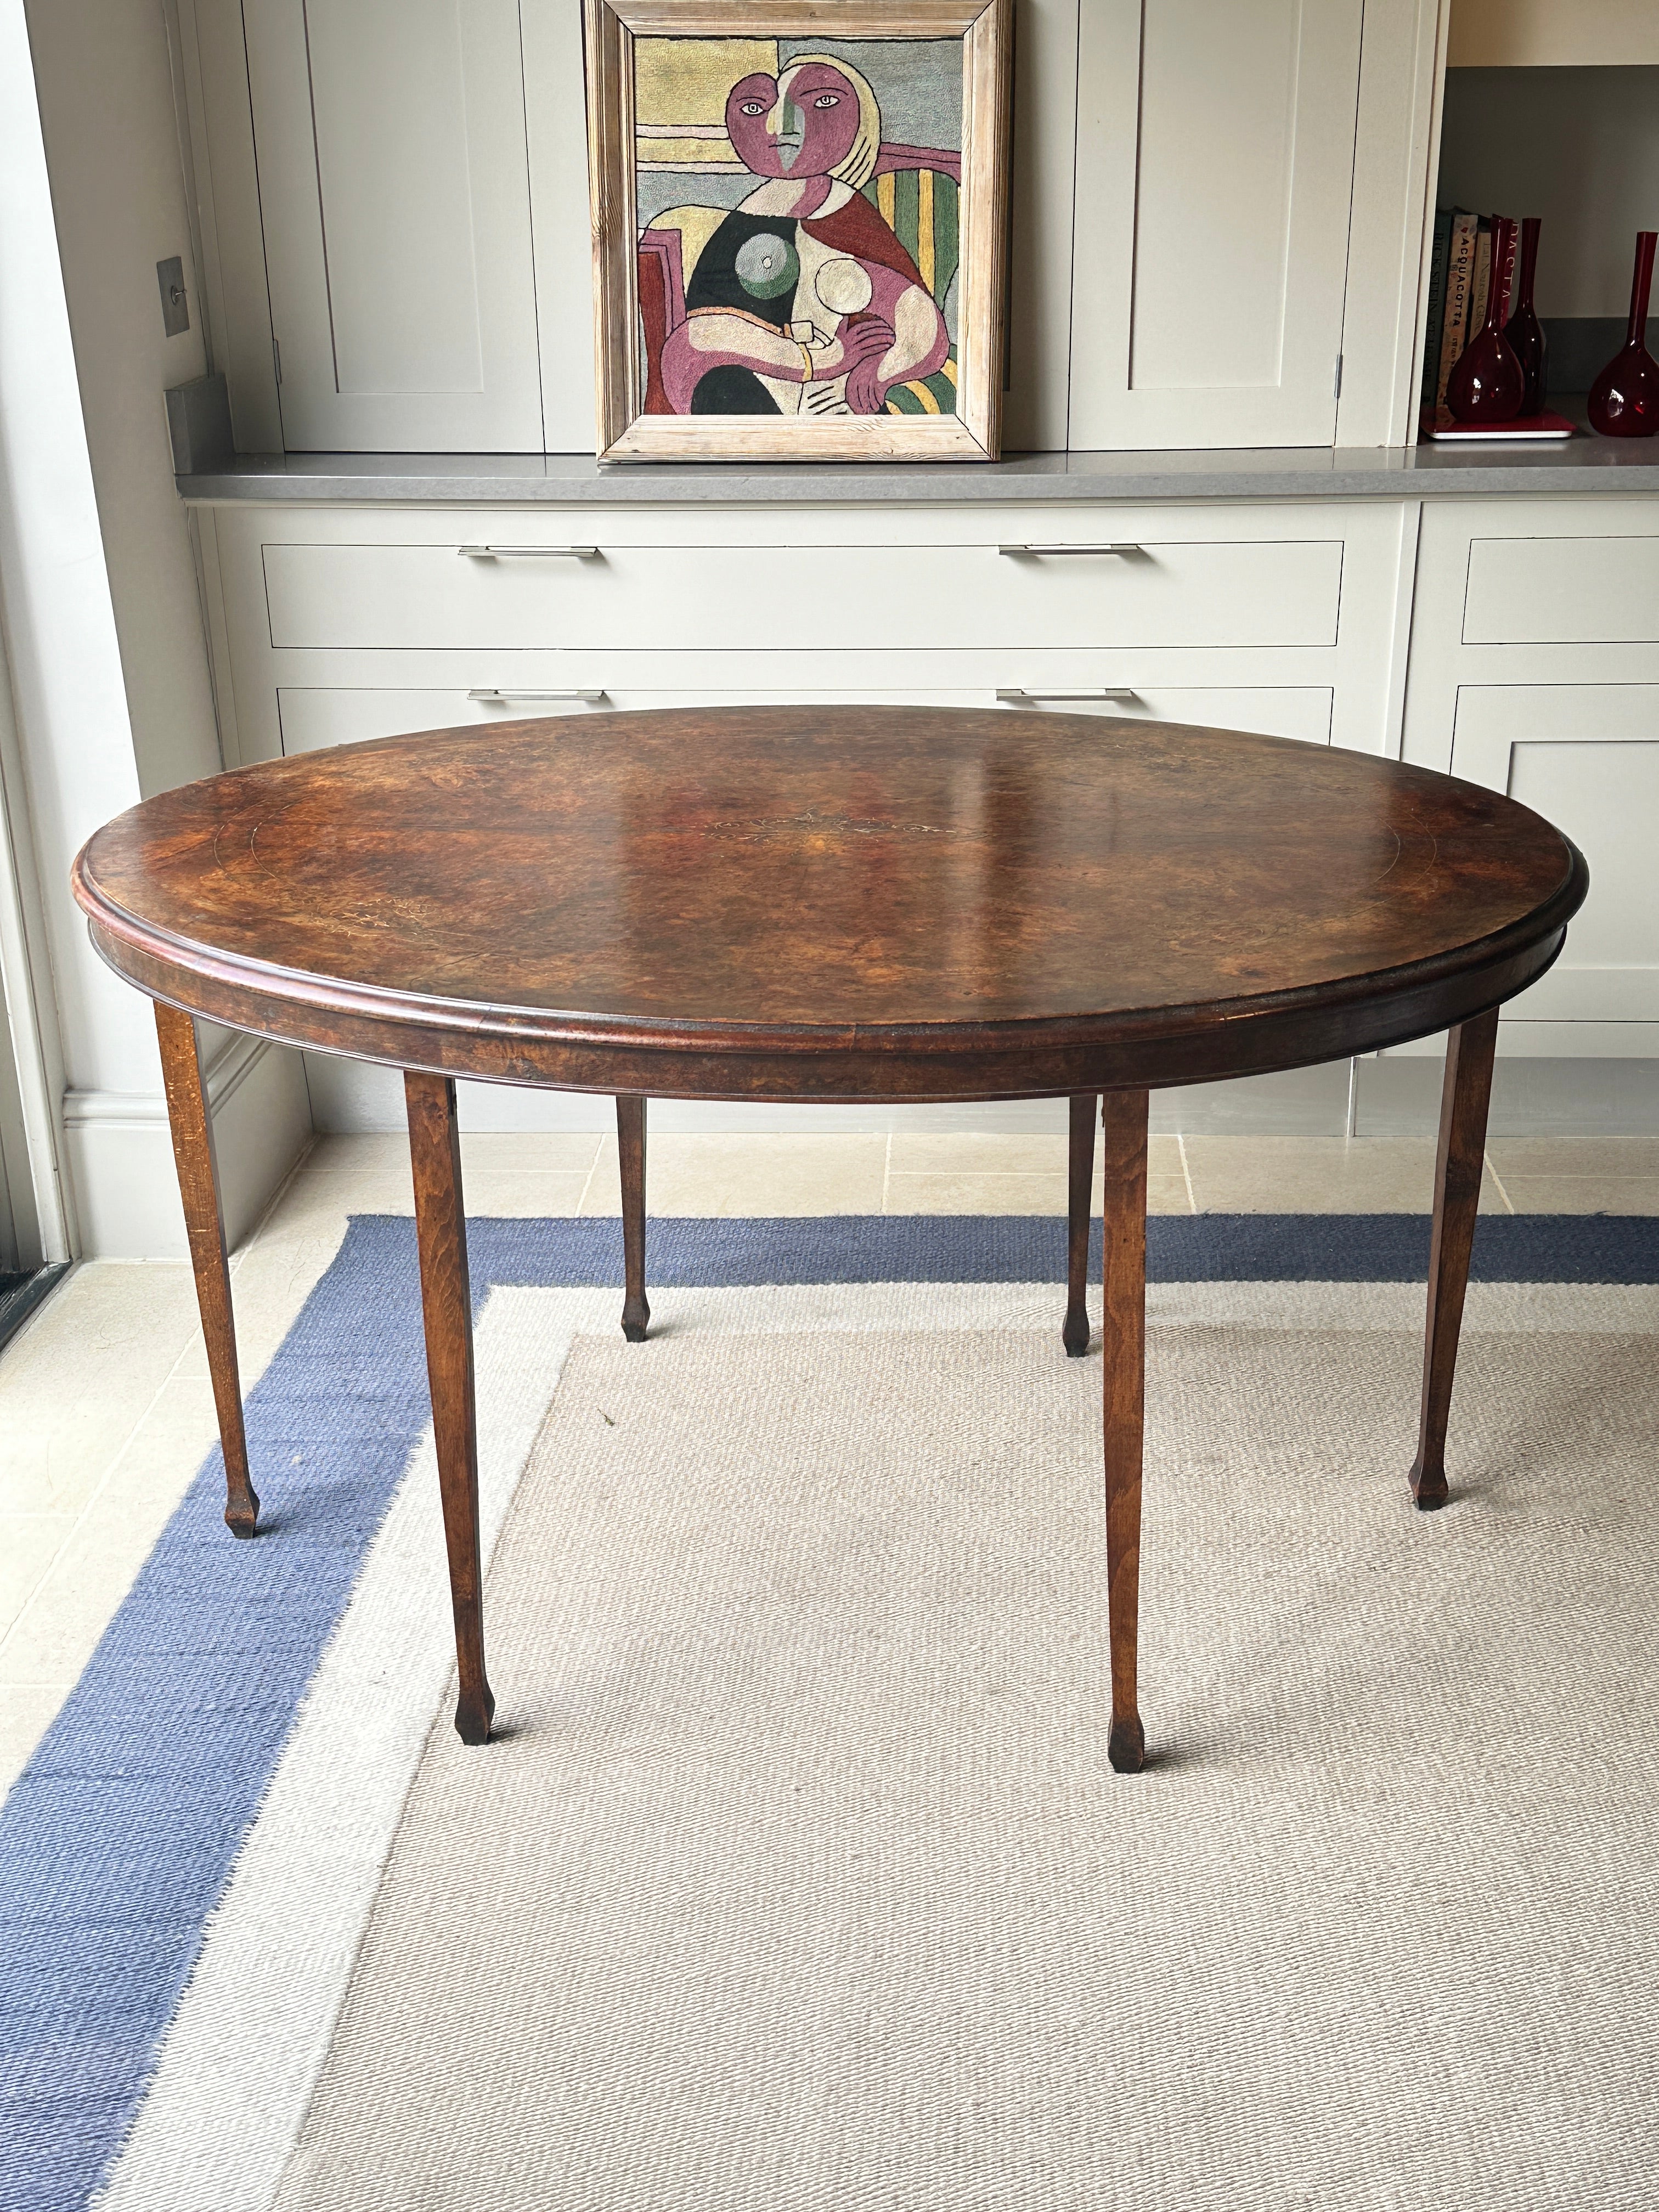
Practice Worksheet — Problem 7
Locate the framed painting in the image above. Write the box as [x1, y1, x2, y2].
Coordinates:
[584, 0, 1013, 461]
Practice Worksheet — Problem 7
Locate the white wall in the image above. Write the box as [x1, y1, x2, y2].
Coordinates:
[0, 0, 150, 1150]
[1449, 1, 1659, 69]
[24, 0, 223, 801]
[0, 0, 308, 1258]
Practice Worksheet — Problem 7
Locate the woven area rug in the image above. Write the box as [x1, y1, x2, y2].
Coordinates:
[3, 1215, 1658, 2212]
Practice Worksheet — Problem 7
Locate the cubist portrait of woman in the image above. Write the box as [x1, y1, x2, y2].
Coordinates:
[635, 37, 963, 419]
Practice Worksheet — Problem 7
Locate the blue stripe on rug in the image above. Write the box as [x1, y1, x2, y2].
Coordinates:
[0, 1226, 433, 2212]
[2, 1207, 1655, 2210]
[469, 1212, 1659, 1287]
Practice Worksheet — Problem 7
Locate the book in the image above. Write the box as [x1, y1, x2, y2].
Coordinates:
[1421, 208, 1453, 413]
[1492, 211, 1519, 326]
[1432, 210, 1480, 424]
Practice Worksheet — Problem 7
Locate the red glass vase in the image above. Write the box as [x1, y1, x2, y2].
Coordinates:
[1588, 230, 1659, 438]
[1503, 215, 1547, 416]
[1447, 216, 1525, 423]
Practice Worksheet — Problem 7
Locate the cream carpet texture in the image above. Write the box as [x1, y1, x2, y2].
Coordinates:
[275, 1325, 1659, 2211]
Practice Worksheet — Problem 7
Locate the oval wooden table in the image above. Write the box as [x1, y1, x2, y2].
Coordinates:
[72, 708, 1587, 1769]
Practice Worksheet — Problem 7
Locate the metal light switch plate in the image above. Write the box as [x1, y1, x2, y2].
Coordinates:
[157, 256, 190, 338]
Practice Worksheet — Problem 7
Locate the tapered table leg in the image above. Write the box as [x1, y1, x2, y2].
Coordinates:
[617, 1095, 650, 1342]
[1063, 1092, 1097, 1357]
[1409, 1006, 1500, 1510]
[155, 1001, 258, 1536]
[405, 1070, 495, 1745]
[1101, 1088, 1149, 1773]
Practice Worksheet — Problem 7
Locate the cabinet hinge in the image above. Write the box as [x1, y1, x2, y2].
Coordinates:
[272, 337, 282, 386]
[1333, 352, 1344, 400]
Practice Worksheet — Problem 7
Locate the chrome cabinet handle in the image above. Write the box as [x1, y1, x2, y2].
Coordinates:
[996, 543, 1143, 557]
[457, 543, 601, 560]
[468, 689, 608, 704]
[996, 688, 1141, 705]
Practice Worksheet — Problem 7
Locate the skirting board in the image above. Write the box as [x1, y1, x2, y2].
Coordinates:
[1357, 1055, 1659, 1139]
[62, 1034, 312, 1258]
[300, 1052, 1356, 1141]
[300, 1051, 1659, 1143]
[1385, 1022, 1659, 1059]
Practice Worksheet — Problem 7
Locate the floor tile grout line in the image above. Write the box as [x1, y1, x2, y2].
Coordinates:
[235, 1134, 320, 1267]
[1484, 1153, 1516, 1215]
[573, 1140, 605, 1217]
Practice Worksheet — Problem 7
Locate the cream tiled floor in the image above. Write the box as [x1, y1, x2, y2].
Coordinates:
[2, 1127, 1656, 1802]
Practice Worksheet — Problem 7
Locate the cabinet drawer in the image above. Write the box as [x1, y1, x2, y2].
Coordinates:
[261, 537, 1345, 654]
[997, 685, 1331, 744]
[1463, 535, 1659, 646]
[274, 682, 1335, 759]
[275, 685, 959, 753]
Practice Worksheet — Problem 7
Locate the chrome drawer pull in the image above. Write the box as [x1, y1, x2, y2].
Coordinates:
[996, 543, 1143, 557]
[468, 689, 608, 704]
[457, 543, 601, 561]
[996, 688, 1141, 705]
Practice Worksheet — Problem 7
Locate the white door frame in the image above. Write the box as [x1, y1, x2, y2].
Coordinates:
[0, 619, 72, 1267]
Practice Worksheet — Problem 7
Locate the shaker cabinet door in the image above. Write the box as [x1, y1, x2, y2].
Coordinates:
[242, 0, 544, 451]
[1451, 684, 1659, 1041]
[1068, 0, 1363, 450]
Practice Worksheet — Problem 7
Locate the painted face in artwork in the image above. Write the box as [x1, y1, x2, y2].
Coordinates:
[725, 61, 861, 180]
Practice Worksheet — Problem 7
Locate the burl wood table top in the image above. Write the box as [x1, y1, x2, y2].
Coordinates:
[72, 707, 1587, 1102]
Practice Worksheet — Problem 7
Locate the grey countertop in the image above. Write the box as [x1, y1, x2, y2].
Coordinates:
[177, 411, 1659, 506]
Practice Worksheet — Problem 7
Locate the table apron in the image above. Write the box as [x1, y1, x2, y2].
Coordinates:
[91, 922, 1566, 1103]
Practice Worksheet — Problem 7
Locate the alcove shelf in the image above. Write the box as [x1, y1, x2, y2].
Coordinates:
[1430, 53, 1659, 404]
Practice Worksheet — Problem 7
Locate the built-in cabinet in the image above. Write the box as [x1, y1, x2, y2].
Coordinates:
[202, 500, 1410, 761]
[169, 2, 1659, 1131]
[176, 0, 1429, 456]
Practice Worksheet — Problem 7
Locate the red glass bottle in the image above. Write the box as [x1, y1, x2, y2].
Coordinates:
[1503, 215, 1547, 416]
[1447, 216, 1525, 423]
[1588, 230, 1659, 438]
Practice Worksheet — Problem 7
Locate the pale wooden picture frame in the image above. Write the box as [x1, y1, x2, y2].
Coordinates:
[585, 0, 1012, 461]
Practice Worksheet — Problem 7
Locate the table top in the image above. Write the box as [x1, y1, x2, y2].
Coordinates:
[73, 707, 1587, 1102]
